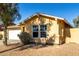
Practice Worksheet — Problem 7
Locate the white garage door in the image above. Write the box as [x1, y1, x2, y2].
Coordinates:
[8, 30, 21, 40]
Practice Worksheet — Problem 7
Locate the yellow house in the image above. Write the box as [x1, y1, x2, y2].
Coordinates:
[20, 13, 72, 45]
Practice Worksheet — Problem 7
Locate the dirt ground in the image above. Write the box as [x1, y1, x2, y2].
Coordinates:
[0, 42, 79, 56]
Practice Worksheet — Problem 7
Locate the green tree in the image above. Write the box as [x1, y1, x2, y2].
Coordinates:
[73, 16, 79, 27]
[0, 3, 21, 45]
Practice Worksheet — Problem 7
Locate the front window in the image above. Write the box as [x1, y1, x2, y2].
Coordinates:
[32, 25, 47, 38]
[33, 25, 39, 38]
[40, 25, 47, 37]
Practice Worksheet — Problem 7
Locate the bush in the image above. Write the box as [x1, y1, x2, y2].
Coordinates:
[0, 34, 3, 40]
[18, 32, 32, 45]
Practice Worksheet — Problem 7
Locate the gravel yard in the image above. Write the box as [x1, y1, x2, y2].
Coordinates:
[0, 42, 79, 56]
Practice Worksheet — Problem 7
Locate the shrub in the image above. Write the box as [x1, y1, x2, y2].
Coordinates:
[18, 32, 32, 45]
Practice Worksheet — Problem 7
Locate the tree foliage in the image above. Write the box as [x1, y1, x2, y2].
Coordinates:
[0, 3, 21, 45]
[73, 16, 79, 27]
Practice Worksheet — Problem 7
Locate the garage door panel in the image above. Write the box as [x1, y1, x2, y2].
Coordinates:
[9, 30, 21, 40]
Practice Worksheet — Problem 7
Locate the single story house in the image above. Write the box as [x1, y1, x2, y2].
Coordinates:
[1, 13, 79, 45]
[20, 13, 72, 45]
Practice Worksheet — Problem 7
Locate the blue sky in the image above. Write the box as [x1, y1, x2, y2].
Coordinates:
[15, 3, 79, 26]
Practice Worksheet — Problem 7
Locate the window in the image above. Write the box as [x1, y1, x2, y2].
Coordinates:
[40, 25, 47, 37]
[40, 32, 46, 37]
[40, 25, 47, 31]
[32, 25, 47, 38]
[33, 32, 38, 37]
[33, 25, 39, 38]
[33, 25, 38, 31]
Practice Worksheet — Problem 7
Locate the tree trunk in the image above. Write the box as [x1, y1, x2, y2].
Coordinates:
[3, 26, 8, 46]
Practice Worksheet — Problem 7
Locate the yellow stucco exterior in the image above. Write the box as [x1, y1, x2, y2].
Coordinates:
[1, 13, 79, 45]
[66, 28, 79, 44]
[20, 13, 72, 44]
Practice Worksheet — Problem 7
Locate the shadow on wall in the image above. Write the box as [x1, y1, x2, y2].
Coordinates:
[64, 28, 71, 43]
[18, 32, 32, 45]
[46, 34, 55, 45]
[65, 28, 71, 37]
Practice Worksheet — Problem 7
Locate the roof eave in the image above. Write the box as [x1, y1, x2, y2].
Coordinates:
[20, 13, 73, 28]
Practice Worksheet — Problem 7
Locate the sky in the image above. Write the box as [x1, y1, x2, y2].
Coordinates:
[15, 3, 79, 26]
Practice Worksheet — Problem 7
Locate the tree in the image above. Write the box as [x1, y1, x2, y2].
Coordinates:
[73, 16, 79, 27]
[0, 3, 21, 45]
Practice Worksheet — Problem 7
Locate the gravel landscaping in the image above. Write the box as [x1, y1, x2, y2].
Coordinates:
[0, 42, 79, 56]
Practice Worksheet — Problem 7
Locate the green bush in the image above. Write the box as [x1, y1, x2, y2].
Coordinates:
[18, 32, 32, 45]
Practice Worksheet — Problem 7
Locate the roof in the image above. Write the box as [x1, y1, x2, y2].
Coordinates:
[7, 25, 20, 29]
[20, 13, 73, 27]
[7, 22, 16, 26]
[1, 25, 20, 30]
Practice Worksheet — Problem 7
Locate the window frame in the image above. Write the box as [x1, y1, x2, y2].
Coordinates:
[32, 24, 47, 38]
[32, 25, 39, 38]
[40, 25, 47, 38]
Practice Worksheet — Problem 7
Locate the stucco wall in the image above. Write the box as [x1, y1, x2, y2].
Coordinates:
[21, 16, 60, 44]
[58, 20, 65, 44]
[66, 28, 79, 44]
